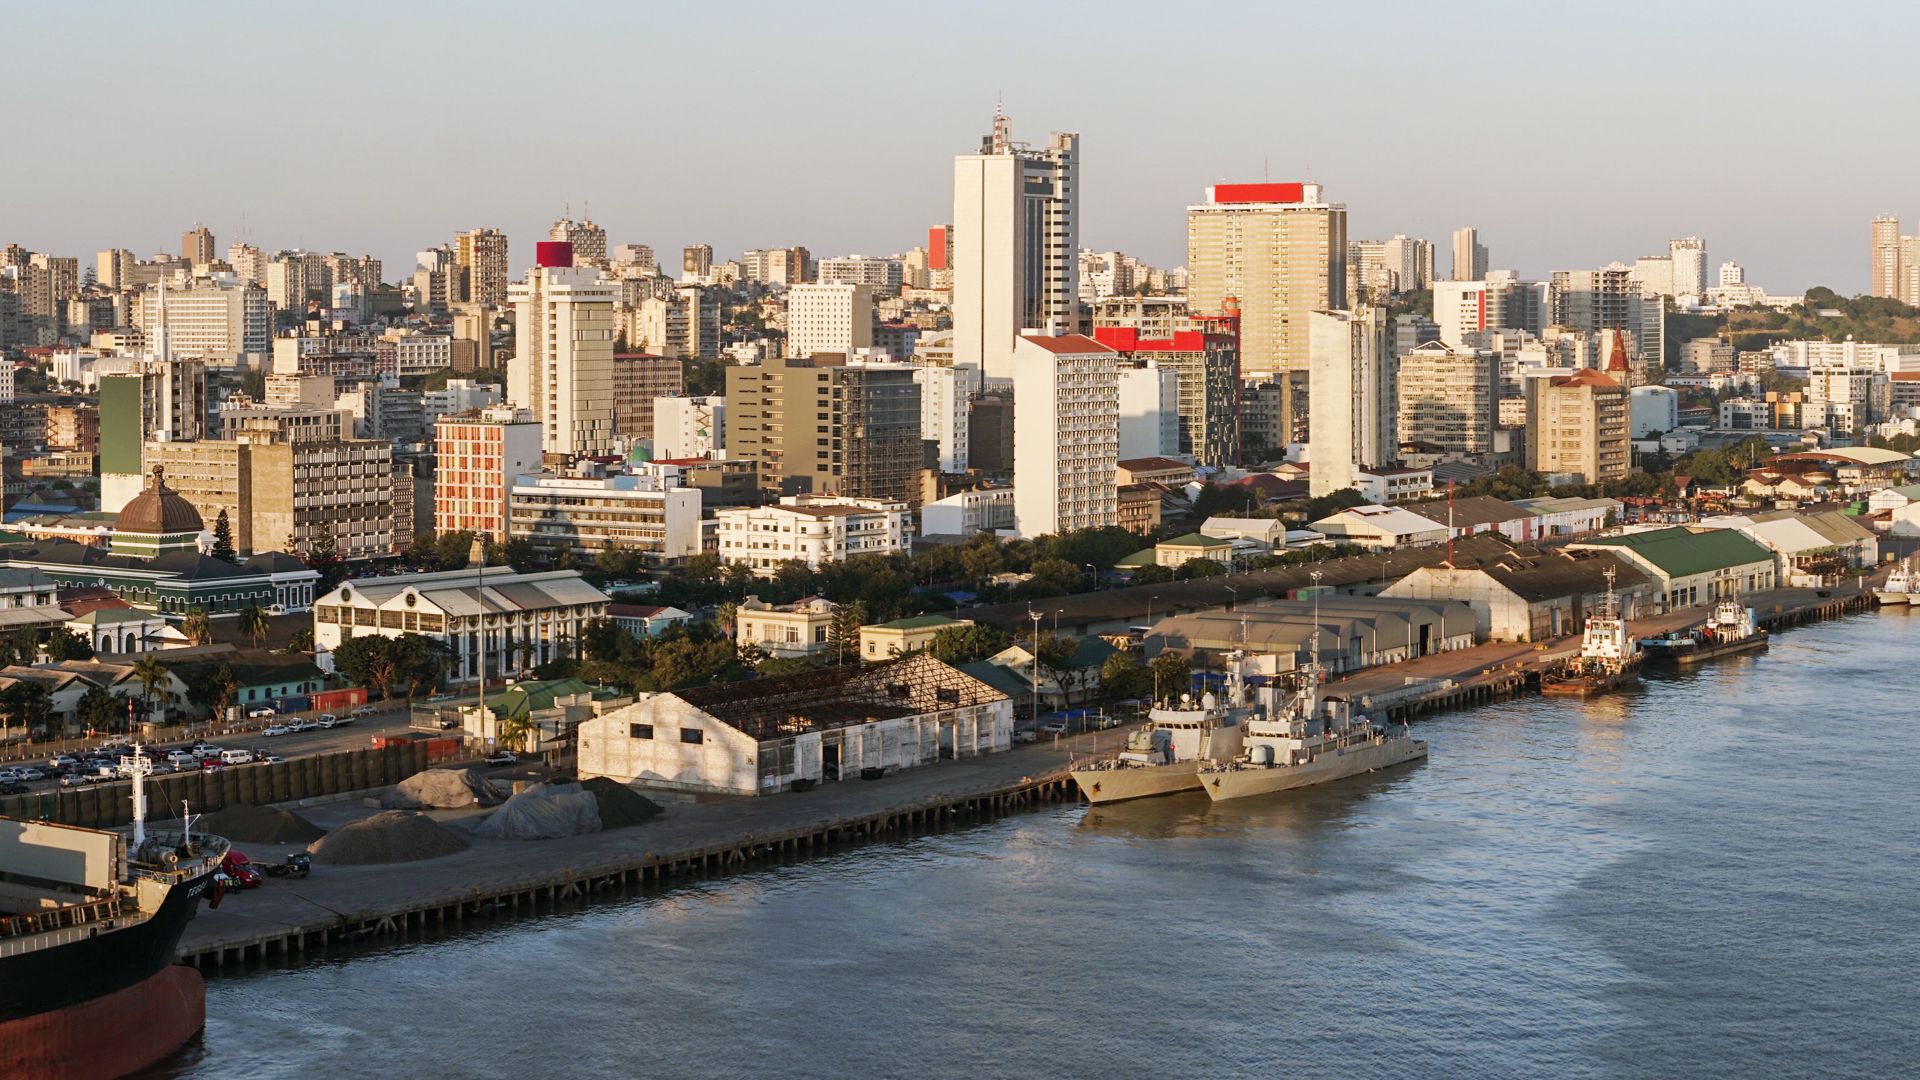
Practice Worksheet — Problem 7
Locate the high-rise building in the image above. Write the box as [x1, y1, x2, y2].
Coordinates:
[610, 354, 684, 444]
[951, 107, 1080, 381]
[506, 242, 617, 457]
[1307, 307, 1393, 498]
[1719, 261, 1746, 287]
[1669, 237, 1707, 297]
[182, 225, 216, 265]
[455, 228, 510, 307]
[817, 256, 904, 292]
[912, 361, 979, 473]
[266, 250, 331, 313]
[682, 244, 713, 282]
[1432, 272, 1547, 348]
[550, 212, 608, 268]
[226, 243, 267, 284]
[1396, 343, 1499, 454]
[787, 283, 874, 357]
[134, 276, 270, 367]
[434, 405, 543, 540]
[1526, 369, 1629, 483]
[98, 300, 210, 513]
[1116, 365, 1180, 459]
[725, 354, 924, 505]
[1186, 182, 1347, 449]
[1550, 264, 1666, 380]
[1011, 334, 1118, 538]
[1872, 216, 1902, 299]
[1092, 298, 1243, 467]
[1451, 227, 1488, 282]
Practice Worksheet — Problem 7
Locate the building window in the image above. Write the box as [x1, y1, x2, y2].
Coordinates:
[680, 728, 704, 745]
[629, 722, 653, 740]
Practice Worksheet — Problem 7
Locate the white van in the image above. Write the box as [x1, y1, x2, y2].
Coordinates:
[219, 749, 256, 765]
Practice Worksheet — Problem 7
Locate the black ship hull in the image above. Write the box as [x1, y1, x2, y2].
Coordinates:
[0, 866, 215, 1024]
[1643, 630, 1769, 667]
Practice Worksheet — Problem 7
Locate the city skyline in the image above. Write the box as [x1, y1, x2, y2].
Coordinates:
[6, 2, 1914, 293]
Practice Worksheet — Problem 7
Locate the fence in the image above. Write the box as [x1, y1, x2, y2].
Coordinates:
[0, 742, 440, 830]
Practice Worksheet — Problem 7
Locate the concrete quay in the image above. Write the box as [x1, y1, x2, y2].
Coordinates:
[175, 732, 1122, 970]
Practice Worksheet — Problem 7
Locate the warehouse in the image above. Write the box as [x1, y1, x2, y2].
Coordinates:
[577, 653, 1012, 796]
[1382, 546, 1654, 642]
[1147, 595, 1474, 673]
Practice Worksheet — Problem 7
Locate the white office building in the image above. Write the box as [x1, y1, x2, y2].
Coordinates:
[1117, 364, 1180, 460]
[1012, 334, 1119, 538]
[1308, 307, 1393, 498]
[715, 495, 910, 575]
[508, 469, 704, 565]
[920, 487, 1016, 536]
[133, 276, 270, 368]
[786, 283, 874, 358]
[914, 363, 979, 473]
[652, 395, 726, 459]
[952, 107, 1079, 382]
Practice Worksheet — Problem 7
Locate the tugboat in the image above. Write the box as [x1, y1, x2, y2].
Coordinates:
[1640, 598, 1769, 665]
[0, 748, 229, 1080]
[1875, 559, 1914, 606]
[1540, 569, 1643, 697]
[1070, 657, 1250, 804]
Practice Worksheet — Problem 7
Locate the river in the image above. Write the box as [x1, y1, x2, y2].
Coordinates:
[163, 611, 1919, 1079]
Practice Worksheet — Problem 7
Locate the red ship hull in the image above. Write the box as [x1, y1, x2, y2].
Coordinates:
[0, 964, 205, 1080]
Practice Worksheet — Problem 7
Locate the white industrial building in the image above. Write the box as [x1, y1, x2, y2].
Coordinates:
[577, 654, 1013, 796]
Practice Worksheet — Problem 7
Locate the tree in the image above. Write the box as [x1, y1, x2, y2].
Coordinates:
[1099, 651, 1153, 703]
[0, 680, 52, 741]
[714, 601, 739, 638]
[285, 627, 315, 653]
[1130, 564, 1174, 585]
[182, 606, 214, 647]
[332, 636, 401, 700]
[180, 662, 237, 719]
[131, 654, 176, 725]
[238, 604, 269, 648]
[42, 628, 94, 662]
[1149, 653, 1192, 703]
[76, 684, 120, 734]
[925, 623, 1013, 665]
[1175, 558, 1226, 580]
[393, 634, 454, 699]
[210, 509, 238, 564]
[826, 600, 867, 665]
[301, 521, 348, 592]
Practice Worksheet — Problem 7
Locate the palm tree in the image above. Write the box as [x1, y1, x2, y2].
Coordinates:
[131, 655, 175, 727]
[238, 604, 269, 648]
[182, 606, 213, 647]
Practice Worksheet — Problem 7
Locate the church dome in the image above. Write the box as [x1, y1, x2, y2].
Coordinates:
[115, 466, 205, 536]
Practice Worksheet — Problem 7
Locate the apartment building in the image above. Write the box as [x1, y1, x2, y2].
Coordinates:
[434, 406, 543, 539]
[134, 277, 269, 366]
[610, 353, 684, 443]
[653, 395, 725, 460]
[1526, 369, 1630, 484]
[1012, 334, 1119, 538]
[1091, 302, 1242, 468]
[509, 469, 702, 565]
[725, 354, 923, 506]
[1307, 306, 1393, 498]
[715, 496, 910, 575]
[787, 283, 874, 357]
[507, 242, 617, 456]
[1396, 343, 1501, 454]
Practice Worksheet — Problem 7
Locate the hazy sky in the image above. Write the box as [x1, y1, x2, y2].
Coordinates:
[7, 1, 1914, 294]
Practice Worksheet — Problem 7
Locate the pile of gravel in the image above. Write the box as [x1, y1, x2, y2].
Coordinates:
[381, 768, 504, 810]
[472, 783, 602, 841]
[307, 810, 471, 865]
[200, 803, 325, 845]
[582, 777, 663, 829]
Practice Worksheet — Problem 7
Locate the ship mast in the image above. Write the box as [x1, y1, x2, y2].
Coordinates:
[127, 743, 152, 848]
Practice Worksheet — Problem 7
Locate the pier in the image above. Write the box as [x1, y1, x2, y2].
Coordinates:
[176, 580, 1876, 972]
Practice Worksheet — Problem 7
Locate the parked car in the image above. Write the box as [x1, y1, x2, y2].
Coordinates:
[286, 719, 318, 733]
[219, 750, 256, 765]
[438, 718, 459, 730]
[1012, 729, 1038, 744]
[199, 758, 225, 771]
[246, 706, 276, 719]
[189, 742, 220, 755]
[256, 754, 285, 765]
[0, 782, 28, 796]
[166, 750, 199, 766]
[1038, 720, 1069, 736]
[0, 769, 21, 783]
[485, 751, 518, 767]
[59, 773, 92, 787]
[349, 705, 375, 718]
[261, 725, 290, 737]
[48, 755, 76, 769]
[218, 852, 263, 889]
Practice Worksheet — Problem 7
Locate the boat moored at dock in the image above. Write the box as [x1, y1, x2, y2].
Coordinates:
[1071, 665, 1251, 804]
[1640, 599, 1768, 666]
[1541, 570, 1643, 697]
[1874, 559, 1914, 606]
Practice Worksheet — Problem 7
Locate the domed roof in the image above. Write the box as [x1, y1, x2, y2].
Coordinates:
[115, 466, 204, 536]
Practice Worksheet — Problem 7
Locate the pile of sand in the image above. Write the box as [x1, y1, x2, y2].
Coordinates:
[582, 777, 663, 829]
[307, 810, 471, 865]
[200, 803, 325, 845]
[381, 768, 504, 810]
[472, 783, 602, 841]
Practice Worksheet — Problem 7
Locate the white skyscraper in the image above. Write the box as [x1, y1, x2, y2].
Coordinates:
[1308, 307, 1393, 498]
[507, 242, 617, 457]
[914, 362, 979, 473]
[952, 107, 1080, 382]
[1116, 364, 1180, 459]
[786, 283, 874, 357]
[1670, 237, 1707, 297]
[1012, 334, 1118, 538]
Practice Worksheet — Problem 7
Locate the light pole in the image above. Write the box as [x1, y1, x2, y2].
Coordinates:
[1028, 607, 1042, 734]
[1053, 609, 1063, 636]
[1225, 585, 1238, 612]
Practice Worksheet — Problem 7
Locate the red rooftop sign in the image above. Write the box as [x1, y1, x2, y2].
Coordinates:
[1209, 182, 1305, 204]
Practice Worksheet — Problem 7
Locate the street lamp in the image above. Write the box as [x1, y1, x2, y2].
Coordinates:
[1028, 606, 1042, 733]
[1053, 609, 1063, 635]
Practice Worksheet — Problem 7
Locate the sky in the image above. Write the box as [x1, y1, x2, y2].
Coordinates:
[6, 1, 1916, 295]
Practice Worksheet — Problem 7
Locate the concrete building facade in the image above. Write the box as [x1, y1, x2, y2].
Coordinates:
[1012, 334, 1119, 538]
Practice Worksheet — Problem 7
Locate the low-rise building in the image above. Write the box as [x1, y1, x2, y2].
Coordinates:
[1509, 496, 1620, 539]
[920, 487, 1015, 537]
[859, 614, 967, 662]
[1115, 456, 1196, 486]
[1382, 545, 1654, 642]
[1309, 504, 1450, 549]
[1404, 496, 1536, 541]
[735, 596, 835, 659]
[508, 469, 702, 566]
[1149, 595, 1475, 673]
[608, 603, 695, 639]
[1703, 510, 1879, 587]
[313, 569, 610, 683]
[1353, 466, 1434, 504]
[715, 495, 909, 575]
[577, 654, 1012, 795]
[1155, 532, 1235, 569]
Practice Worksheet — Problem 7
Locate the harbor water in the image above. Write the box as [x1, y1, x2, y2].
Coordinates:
[166, 612, 1919, 1079]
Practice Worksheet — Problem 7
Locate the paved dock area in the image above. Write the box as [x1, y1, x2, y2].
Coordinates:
[176, 725, 1133, 964]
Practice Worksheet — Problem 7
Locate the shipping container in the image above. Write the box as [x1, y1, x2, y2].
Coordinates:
[278, 695, 312, 714]
[311, 688, 369, 713]
[370, 733, 426, 750]
[423, 737, 462, 764]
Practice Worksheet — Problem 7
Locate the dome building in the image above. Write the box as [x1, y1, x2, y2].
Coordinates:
[110, 467, 209, 559]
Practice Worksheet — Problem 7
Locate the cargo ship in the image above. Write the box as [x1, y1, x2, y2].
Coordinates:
[1540, 570, 1643, 697]
[0, 749, 228, 1080]
[1639, 599, 1768, 666]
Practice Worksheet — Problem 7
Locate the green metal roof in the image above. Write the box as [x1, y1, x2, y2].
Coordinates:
[482, 677, 620, 721]
[870, 614, 962, 631]
[1578, 527, 1773, 578]
[1115, 547, 1159, 567]
[1159, 532, 1231, 549]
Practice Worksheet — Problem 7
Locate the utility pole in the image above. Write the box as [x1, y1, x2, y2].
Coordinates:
[1028, 608, 1042, 735]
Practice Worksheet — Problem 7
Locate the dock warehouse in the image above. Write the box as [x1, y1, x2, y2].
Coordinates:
[1147, 595, 1475, 673]
[577, 653, 1013, 796]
